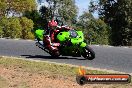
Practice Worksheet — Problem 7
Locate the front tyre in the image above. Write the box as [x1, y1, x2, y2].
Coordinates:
[82, 46, 95, 60]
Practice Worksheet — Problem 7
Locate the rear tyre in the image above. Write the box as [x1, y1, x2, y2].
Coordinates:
[82, 46, 95, 60]
[50, 50, 60, 57]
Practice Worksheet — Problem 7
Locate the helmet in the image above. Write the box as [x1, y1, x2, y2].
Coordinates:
[48, 19, 58, 30]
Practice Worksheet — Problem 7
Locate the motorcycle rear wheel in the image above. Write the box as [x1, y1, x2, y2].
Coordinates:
[50, 50, 60, 57]
[82, 46, 95, 60]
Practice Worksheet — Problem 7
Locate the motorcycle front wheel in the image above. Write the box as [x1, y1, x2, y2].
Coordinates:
[81, 46, 95, 60]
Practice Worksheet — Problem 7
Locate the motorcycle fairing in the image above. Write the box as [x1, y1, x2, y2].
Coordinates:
[35, 29, 44, 41]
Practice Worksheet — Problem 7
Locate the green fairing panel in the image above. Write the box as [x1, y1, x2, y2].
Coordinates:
[80, 42, 87, 47]
[57, 30, 86, 48]
[35, 29, 44, 40]
[71, 31, 84, 44]
[57, 32, 69, 42]
[78, 31, 87, 47]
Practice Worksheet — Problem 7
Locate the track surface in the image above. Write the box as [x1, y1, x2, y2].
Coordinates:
[0, 39, 132, 73]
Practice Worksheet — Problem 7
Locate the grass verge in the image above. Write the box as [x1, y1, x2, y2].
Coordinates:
[0, 56, 110, 76]
[0, 56, 131, 88]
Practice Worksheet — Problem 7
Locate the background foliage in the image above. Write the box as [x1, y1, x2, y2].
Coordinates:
[89, 0, 132, 46]
[0, 0, 131, 46]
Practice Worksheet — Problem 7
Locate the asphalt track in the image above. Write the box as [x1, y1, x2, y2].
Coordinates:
[0, 39, 132, 73]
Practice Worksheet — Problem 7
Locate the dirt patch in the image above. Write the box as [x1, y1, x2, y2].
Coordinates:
[0, 66, 118, 88]
[0, 66, 90, 88]
[0, 57, 131, 88]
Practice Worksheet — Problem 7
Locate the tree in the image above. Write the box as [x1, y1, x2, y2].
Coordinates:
[41, 0, 78, 25]
[8, 0, 36, 15]
[0, 26, 3, 38]
[39, 6, 52, 29]
[90, 0, 132, 46]
[24, 0, 78, 32]
[0, 0, 7, 17]
[8, 17, 22, 38]
[0, 0, 36, 17]
[0, 0, 37, 39]
[23, 10, 42, 30]
[77, 11, 109, 45]
[0, 17, 10, 37]
[0, 17, 22, 38]
[0, 17, 34, 39]
[57, 0, 78, 25]
[20, 17, 34, 39]
[24, 6, 51, 31]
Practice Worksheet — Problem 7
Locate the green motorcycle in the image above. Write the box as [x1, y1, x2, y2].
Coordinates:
[35, 28, 95, 60]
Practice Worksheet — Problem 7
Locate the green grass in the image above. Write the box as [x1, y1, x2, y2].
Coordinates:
[0, 56, 131, 88]
[0, 56, 110, 77]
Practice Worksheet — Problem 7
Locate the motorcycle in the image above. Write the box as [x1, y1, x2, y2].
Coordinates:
[34, 27, 95, 60]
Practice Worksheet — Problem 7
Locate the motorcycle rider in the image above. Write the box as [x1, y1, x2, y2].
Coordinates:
[43, 18, 72, 52]
[43, 18, 60, 52]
